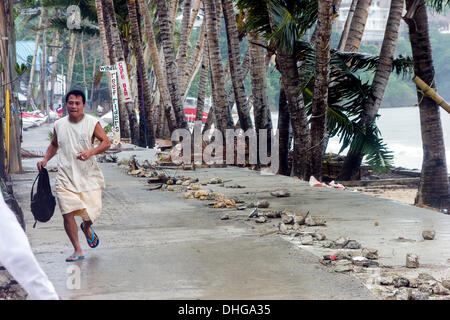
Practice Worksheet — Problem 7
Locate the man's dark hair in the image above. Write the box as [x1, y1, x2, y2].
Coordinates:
[65, 89, 86, 104]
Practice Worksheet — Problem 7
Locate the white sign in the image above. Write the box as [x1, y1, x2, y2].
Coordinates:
[110, 72, 121, 144]
[116, 61, 133, 102]
[99, 65, 117, 72]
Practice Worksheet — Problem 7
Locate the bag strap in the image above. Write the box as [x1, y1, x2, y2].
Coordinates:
[30, 170, 41, 201]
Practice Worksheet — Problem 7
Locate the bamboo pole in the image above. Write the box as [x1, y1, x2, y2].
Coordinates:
[413, 75, 450, 114]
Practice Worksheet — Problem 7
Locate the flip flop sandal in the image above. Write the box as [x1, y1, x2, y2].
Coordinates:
[80, 222, 100, 248]
[66, 254, 84, 262]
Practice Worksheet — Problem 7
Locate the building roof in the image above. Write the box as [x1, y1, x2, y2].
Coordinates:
[16, 41, 43, 71]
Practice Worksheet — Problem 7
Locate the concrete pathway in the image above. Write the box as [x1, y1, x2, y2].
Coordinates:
[13, 123, 374, 299]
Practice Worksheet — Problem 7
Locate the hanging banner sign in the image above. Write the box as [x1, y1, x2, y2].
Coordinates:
[110, 71, 121, 145]
[116, 60, 134, 103]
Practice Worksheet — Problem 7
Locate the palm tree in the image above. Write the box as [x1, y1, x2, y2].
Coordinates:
[196, 38, 209, 122]
[337, 0, 404, 180]
[310, 0, 333, 179]
[406, 0, 450, 210]
[127, 0, 155, 148]
[204, 0, 232, 134]
[344, 0, 371, 53]
[176, 0, 192, 83]
[221, 0, 253, 132]
[156, 0, 188, 130]
[137, 0, 177, 134]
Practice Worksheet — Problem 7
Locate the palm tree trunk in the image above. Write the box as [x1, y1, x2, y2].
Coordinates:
[337, 0, 403, 181]
[204, 0, 232, 134]
[169, 0, 179, 37]
[128, 0, 155, 148]
[157, 0, 188, 130]
[26, 7, 45, 107]
[103, 0, 134, 140]
[248, 32, 272, 160]
[181, 18, 206, 97]
[344, 0, 371, 53]
[221, 0, 253, 132]
[137, 0, 177, 134]
[49, 31, 60, 110]
[405, 0, 450, 210]
[278, 81, 290, 176]
[66, 32, 77, 90]
[176, 0, 192, 82]
[310, 0, 333, 179]
[196, 39, 209, 122]
[275, 52, 310, 179]
[338, 0, 358, 51]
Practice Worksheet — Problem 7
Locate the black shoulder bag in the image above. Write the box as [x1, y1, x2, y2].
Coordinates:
[30, 168, 56, 228]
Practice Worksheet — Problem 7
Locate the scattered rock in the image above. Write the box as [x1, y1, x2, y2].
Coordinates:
[315, 232, 327, 241]
[334, 260, 353, 273]
[281, 213, 294, 225]
[393, 277, 410, 288]
[406, 253, 419, 268]
[418, 273, 435, 281]
[433, 283, 450, 296]
[237, 206, 246, 211]
[441, 279, 450, 290]
[247, 203, 256, 208]
[321, 240, 333, 248]
[333, 236, 349, 248]
[209, 177, 223, 184]
[166, 179, 174, 185]
[379, 277, 394, 286]
[201, 181, 208, 186]
[166, 186, 176, 191]
[188, 184, 200, 190]
[224, 199, 236, 208]
[279, 222, 289, 234]
[264, 210, 282, 218]
[351, 256, 379, 267]
[184, 192, 194, 199]
[194, 190, 209, 198]
[410, 290, 429, 300]
[320, 259, 332, 266]
[361, 248, 379, 260]
[422, 230, 436, 240]
[255, 216, 267, 223]
[176, 180, 183, 185]
[396, 288, 412, 300]
[270, 189, 291, 197]
[345, 240, 361, 249]
[215, 193, 225, 202]
[409, 279, 420, 288]
[257, 200, 270, 208]
[220, 214, 230, 220]
[301, 235, 313, 245]
[418, 284, 433, 294]
[214, 202, 227, 209]
[305, 216, 326, 226]
[293, 214, 306, 225]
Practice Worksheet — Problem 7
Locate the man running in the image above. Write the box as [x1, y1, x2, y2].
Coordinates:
[37, 89, 111, 262]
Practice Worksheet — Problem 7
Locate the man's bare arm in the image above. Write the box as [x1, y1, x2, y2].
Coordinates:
[37, 130, 58, 171]
[77, 122, 111, 161]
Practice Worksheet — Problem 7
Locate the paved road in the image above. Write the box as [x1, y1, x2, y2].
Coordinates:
[12, 124, 374, 300]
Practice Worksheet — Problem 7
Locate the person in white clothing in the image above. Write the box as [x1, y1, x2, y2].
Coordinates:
[37, 90, 111, 262]
[0, 192, 59, 300]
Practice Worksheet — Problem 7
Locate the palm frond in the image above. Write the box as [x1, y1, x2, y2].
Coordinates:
[427, 0, 450, 12]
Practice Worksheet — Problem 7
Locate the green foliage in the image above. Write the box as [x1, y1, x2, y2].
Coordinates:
[14, 63, 28, 75]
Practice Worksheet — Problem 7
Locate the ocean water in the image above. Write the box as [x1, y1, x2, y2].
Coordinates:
[327, 106, 450, 171]
[269, 106, 450, 172]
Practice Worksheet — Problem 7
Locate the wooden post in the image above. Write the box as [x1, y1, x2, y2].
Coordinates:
[413, 75, 450, 114]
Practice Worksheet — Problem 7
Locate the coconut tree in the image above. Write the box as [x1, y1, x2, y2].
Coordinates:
[405, 0, 450, 210]
[204, 0, 232, 134]
[310, 0, 333, 179]
[344, 0, 372, 53]
[176, 0, 192, 82]
[221, 0, 253, 131]
[127, 0, 155, 148]
[196, 36, 209, 122]
[137, 0, 177, 134]
[337, 0, 404, 180]
[156, 0, 188, 130]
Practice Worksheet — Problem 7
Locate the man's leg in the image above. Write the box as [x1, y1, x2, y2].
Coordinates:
[63, 212, 83, 258]
[81, 219, 99, 247]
